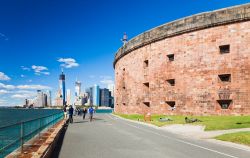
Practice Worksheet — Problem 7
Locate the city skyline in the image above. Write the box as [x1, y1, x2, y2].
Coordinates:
[0, 0, 250, 106]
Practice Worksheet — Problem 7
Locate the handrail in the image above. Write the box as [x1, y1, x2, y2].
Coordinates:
[0, 111, 64, 157]
[0, 111, 63, 130]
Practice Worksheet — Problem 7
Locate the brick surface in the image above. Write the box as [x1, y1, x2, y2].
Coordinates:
[114, 5, 250, 115]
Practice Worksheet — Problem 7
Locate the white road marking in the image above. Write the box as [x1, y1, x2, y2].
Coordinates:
[106, 114, 240, 158]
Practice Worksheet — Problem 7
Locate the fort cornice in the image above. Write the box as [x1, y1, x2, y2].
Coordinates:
[113, 3, 250, 68]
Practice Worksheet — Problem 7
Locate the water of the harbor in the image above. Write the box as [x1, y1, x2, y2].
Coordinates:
[0, 108, 63, 157]
[0, 108, 62, 127]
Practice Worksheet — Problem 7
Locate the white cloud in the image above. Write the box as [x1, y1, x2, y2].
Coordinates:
[32, 65, 47, 72]
[21, 66, 31, 71]
[21, 74, 25, 78]
[100, 75, 114, 85]
[58, 58, 79, 68]
[88, 75, 95, 79]
[0, 83, 15, 89]
[15, 90, 35, 94]
[0, 99, 6, 105]
[0, 90, 10, 95]
[42, 72, 50, 75]
[11, 93, 36, 99]
[0, 72, 11, 81]
[0, 82, 51, 90]
[32, 65, 50, 75]
[0, 33, 8, 41]
[100, 75, 112, 79]
[17, 84, 51, 90]
[100, 79, 114, 85]
[11, 90, 36, 99]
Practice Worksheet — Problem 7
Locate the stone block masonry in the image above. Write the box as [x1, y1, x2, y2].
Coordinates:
[114, 3, 250, 115]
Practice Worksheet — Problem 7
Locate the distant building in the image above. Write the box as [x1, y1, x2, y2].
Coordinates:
[109, 91, 114, 108]
[54, 89, 63, 106]
[34, 90, 46, 107]
[67, 89, 71, 105]
[75, 80, 81, 97]
[108, 84, 115, 97]
[85, 85, 114, 107]
[74, 80, 83, 106]
[100, 88, 110, 106]
[82, 92, 88, 105]
[59, 71, 66, 106]
[85, 87, 93, 105]
[107, 84, 114, 108]
[46, 90, 52, 106]
[24, 99, 29, 108]
[93, 84, 100, 106]
[54, 71, 66, 106]
[44, 93, 48, 106]
[23, 98, 35, 108]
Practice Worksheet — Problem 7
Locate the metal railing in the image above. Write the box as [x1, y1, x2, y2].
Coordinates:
[0, 111, 64, 157]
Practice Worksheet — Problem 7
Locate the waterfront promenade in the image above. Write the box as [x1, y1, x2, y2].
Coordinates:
[58, 114, 250, 158]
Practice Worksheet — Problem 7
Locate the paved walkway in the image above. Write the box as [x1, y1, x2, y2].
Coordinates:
[58, 114, 250, 158]
[162, 124, 250, 139]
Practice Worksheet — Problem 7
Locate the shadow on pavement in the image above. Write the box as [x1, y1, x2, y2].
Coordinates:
[50, 122, 68, 158]
[72, 120, 89, 124]
[93, 118, 104, 121]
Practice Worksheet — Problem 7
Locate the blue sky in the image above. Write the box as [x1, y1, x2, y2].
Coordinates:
[0, 0, 249, 106]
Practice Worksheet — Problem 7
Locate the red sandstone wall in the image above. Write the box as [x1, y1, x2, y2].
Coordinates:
[114, 21, 250, 115]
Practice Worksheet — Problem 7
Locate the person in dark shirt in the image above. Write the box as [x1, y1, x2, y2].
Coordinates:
[83, 107, 87, 120]
[69, 105, 74, 123]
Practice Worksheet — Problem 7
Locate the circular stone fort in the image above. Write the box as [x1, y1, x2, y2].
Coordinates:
[114, 3, 250, 115]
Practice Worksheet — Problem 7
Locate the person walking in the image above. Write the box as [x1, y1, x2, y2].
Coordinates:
[88, 106, 94, 122]
[83, 107, 87, 120]
[69, 105, 74, 123]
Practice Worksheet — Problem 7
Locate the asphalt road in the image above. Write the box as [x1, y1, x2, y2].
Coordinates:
[58, 114, 250, 158]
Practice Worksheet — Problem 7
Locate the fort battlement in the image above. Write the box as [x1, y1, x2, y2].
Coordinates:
[114, 3, 250, 115]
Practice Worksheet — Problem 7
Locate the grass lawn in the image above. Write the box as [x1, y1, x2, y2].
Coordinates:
[114, 113, 250, 131]
[215, 132, 250, 146]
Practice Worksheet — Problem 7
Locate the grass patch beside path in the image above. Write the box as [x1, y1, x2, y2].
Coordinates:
[215, 132, 250, 146]
[114, 113, 250, 131]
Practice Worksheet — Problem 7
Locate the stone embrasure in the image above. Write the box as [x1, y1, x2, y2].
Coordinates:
[114, 3, 250, 115]
[114, 3, 250, 67]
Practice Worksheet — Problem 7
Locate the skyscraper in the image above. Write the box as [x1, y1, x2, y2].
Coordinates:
[54, 89, 63, 106]
[46, 90, 52, 107]
[75, 80, 81, 97]
[108, 84, 115, 97]
[34, 90, 45, 107]
[67, 89, 71, 105]
[107, 84, 114, 108]
[59, 71, 66, 106]
[93, 84, 100, 106]
[100, 88, 110, 106]
[74, 80, 83, 105]
[85, 87, 93, 105]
